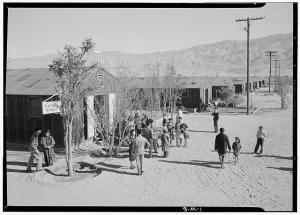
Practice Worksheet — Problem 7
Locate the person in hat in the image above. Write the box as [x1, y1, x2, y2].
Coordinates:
[215, 128, 231, 168]
[26, 127, 43, 172]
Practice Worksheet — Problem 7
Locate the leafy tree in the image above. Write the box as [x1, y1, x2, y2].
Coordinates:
[49, 38, 96, 176]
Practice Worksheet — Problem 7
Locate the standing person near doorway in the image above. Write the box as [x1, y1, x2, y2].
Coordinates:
[215, 128, 231, 168]
[134, 129, 150, 175]
[26, 127, 43, 172]
[212, 108, 219, 133]
[41, 129, 56, 167]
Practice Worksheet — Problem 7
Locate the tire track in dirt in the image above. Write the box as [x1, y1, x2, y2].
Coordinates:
[227, 163, 284, 210]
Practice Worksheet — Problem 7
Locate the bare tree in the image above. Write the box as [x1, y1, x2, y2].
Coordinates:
[218, 87, 234, 111]
[276, 76, 291, 109]
[49, 38, 96, 176]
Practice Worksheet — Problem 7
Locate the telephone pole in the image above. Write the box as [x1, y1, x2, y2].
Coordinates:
[236, 16, 264, 115]
[265, 51, 278, 94]
[273, 59, 280, 91]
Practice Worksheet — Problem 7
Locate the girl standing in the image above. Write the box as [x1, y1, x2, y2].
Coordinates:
[232, 137, 241, 164]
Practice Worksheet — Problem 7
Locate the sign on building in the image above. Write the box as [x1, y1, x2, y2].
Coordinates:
[42, 101, 61, 114]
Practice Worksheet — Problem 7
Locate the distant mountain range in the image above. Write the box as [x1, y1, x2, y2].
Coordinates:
[7, 33, 293, 77]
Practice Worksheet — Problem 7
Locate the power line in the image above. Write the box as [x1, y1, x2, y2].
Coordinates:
[236, 16, 264, 115]
[265, 51, 278, 94]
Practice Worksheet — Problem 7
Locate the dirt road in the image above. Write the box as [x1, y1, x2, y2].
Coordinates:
[6, 93, 294, 211]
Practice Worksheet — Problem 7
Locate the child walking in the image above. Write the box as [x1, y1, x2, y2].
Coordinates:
[161, 128, 170, 158]
[232, 137, 241, 164]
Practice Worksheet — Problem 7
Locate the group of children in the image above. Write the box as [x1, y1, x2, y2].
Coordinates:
[126, 110, 190, 175]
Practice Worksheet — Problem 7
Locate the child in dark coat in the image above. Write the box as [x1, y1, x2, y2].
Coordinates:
[232, 137, 241, 164]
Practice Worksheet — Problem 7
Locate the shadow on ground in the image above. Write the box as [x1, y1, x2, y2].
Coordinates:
[267, 167, 293, 173]
[82, 161, 137, 176]
[189, 130, 216, 133]
[159, 159, 221, 169]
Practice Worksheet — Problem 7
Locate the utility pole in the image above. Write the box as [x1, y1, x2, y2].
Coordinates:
[265, 51, 278, 94]
[236, 16, 264, 115]
[273, 59, 280, 91]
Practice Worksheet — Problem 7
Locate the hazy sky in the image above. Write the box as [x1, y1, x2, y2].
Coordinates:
[7, 3, 293, 58]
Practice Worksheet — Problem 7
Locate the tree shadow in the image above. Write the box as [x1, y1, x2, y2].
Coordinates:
[267, 167, 293, 173]
[159, 160, 221, 169]
[78, 161, 137, 176]
[44, 168, 66, 177]
[189, 130, 216, 133]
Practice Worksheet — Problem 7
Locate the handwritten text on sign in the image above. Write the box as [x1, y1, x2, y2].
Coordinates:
[42, 101, 61, 114]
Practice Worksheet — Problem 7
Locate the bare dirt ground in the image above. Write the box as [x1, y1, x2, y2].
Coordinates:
[6, 89, 294, 211]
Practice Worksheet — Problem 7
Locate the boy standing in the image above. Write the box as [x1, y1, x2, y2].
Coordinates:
[135, 129, 150, 175]
[254, 126, 266, 155]
[26, 127, 43, 172]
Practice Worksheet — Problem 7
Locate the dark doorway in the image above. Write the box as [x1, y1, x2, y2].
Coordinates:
[182, 88, 200, 108]
[205, 89, 209, 104]
[234, 84, 243, 94]
[212, 86, 227, 100]
[259, 81, 262, 87]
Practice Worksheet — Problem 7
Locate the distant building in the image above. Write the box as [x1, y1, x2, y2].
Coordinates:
[5, 67, 118, 146]
[129, 75, 267, 110]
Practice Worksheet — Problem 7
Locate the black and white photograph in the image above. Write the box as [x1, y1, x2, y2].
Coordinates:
[3, 2, 297, 212]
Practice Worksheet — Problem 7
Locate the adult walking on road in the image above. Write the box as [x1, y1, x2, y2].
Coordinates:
[212, 108, 219, 133]
[215, 128, 231, 168]
[26, 127, 43, 172]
